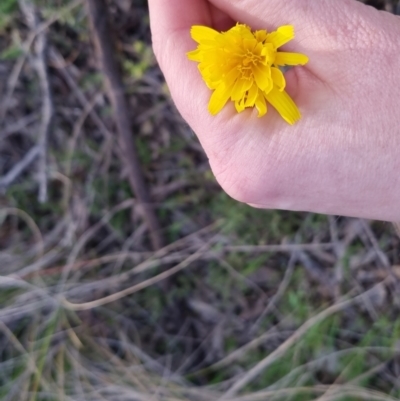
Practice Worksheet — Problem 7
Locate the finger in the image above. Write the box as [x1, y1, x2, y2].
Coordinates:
[209, 4, 235, 31]
[206, 0, 376, 52]
[147, 0, 234, 147]
[147, 0, 211, 102]
[148, 0, 211, 38]
[148, 0, 233, 67]
[207, 0, 364, 39]
[206, 0, 378, 77]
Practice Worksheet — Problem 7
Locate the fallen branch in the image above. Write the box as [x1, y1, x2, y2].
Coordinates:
[85, 0, 163, 250]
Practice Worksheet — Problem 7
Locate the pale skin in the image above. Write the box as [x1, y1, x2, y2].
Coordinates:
[148, 0, 400, 221]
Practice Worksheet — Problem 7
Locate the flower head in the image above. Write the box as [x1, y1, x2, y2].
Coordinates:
[187, 24, 308, 125]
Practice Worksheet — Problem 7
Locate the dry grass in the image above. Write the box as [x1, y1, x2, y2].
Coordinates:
[1, 0, 400, 400]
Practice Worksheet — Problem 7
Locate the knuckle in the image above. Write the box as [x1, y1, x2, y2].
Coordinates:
[215, 167, 251, 204]
[211, 145, 282, 206]
[325, 2, 395, 52]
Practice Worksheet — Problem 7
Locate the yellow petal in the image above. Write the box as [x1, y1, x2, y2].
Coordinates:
[216, 33, 236, 51]
[245, 83, 258, 107]
[271, 67, 286, 91]
[255, 92, 267, 117]
[187, 49, 202, 62]
[244, 38, 258, 52]
[254, 30, 268, 43]
[261, 43, 276, 65]
[264, 86, 301, 125]
[224, 67, 241, 88]
[208, 84, 232, 115]
[198, 48, 222, 64]
[266, 25, 295, 49]
[231, 78, 253, 101]
[252, 64, 271, 91]
[235, 98, 246, 113]
[191, 26, 219, 43]
[231, 24, 254, 40]
[274, 52, 309, 66]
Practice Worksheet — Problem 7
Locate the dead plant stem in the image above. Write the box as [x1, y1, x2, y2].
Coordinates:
[85, 0, 163, 249]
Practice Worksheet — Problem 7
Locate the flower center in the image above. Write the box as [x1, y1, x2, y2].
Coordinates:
[238, 50, 262, 80]
[237, 65, 252, 80]
[242, 50, 260, 66]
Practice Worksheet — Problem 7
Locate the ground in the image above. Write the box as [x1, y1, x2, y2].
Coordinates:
[1, 1, 400, 400]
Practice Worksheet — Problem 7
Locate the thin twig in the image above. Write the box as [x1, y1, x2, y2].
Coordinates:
[223, 243, 334, 253]
[0, 32, 35, 124]
[360, 220, 390, 268]
[0, 145, 40, 190]
[0, 113, 38, 139]
[0, 321, 52, 395]
[0, 207, 44, 260]
[85, 0, 163, 249]
[63, 221, 222, 298]
[61, 240, 213, 310]
[57, 198, 136, 292]
[219, 281, 389, 399]
[249, 252, 297, 335]
[229, 385, 400, 401]
[297, 250, 333, 291]
[191, 327, 290, 376]
[0, 0, 83, 124]
[329, 216, 345, 300]
[49, 47, 112, 142]
[19, 0, 53, 203]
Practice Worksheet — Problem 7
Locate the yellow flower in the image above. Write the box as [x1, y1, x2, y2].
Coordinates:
[187, 24, 309, 125]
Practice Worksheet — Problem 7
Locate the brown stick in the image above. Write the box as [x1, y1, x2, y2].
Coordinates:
[85, 0, 163, 249]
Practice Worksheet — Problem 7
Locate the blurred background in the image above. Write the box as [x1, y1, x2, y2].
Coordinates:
[1, 0, 400, 400]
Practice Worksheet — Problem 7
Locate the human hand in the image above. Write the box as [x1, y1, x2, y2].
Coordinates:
[148, 0, 400, 221]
